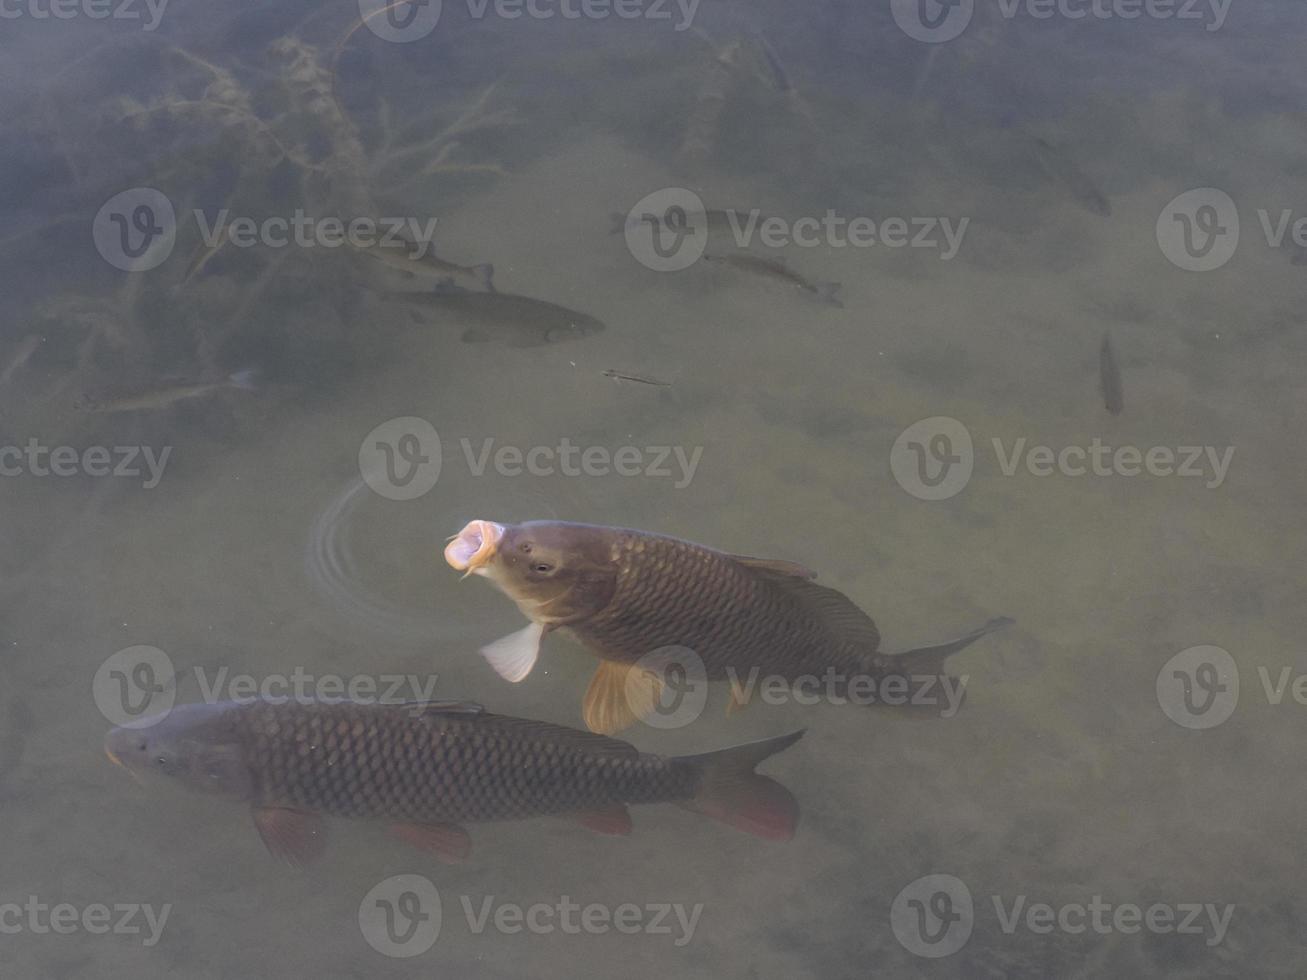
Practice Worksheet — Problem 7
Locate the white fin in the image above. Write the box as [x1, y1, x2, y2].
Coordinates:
[479, 622, 545, 682]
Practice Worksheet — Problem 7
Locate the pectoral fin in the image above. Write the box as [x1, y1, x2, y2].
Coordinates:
[252, 806, 327, 867]
[479, 622, 546, 682]
[583, 660, 663, 735]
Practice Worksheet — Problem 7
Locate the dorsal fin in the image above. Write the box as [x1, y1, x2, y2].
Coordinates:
[728, 555, 817, 579]
[394, 700, 486, 716]
[740, 565, 881, 651]
[475, 713, 641, 758]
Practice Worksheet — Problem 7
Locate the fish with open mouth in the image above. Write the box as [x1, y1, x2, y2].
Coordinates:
[104, 699, 804, 864]
[384, 288, 605, 347]
[445, 520, 1011, 734]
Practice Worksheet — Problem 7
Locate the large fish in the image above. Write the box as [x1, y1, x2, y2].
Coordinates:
[104, 699, 803, 864]
[444, 520, 1011, 733]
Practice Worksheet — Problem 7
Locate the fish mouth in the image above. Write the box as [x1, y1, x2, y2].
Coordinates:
[444, 520, 505, 575]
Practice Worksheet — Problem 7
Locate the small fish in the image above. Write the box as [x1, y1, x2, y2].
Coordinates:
[387, 288, 605, 347]
[350, 236, 495, 292]
[602, 369, 672, 387]
[104, 699, 804, 864]
[704, 251, 843, 307]
[1099, 331, 1123, 416]
[0, 334, 41, 385]
[1031, 137, 1112, 217]
[77, 368, 257, 414]
[445, 520, 1011, 734]
[609, 208, 752, 238]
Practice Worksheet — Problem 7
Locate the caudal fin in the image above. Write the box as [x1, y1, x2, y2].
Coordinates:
[816, 281, 843, 308]
[876, 616, 1014, 677]
[676, 729, 804, 841]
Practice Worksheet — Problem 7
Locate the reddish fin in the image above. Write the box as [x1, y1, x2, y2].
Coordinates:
[571, 805, 633, 836]
[677, 730, 804, 842]
[252, 806, 327, 867]
[390, 822, 472, 863]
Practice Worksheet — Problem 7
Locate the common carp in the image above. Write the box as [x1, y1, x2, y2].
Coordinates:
[104, 698, 804, 864]
[445, 520, 1011, 733]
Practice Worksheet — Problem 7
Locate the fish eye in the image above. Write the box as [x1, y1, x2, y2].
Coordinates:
[519, 542, 533, 553]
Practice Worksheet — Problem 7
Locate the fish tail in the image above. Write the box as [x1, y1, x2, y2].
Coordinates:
[817, 281, 843, 308]
[227, 367, 259, 390]
[472, 263, 496, 292]
[867, 616, 1013, 679]
[676, 729, 804, 841]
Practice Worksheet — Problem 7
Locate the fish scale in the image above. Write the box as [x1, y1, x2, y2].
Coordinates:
[235, 700, 690, 823]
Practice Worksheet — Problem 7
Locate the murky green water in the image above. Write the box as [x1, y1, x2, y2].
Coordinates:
[2, 1, 1305, 977]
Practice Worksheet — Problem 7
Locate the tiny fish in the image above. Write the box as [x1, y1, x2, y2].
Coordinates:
[609, 208, 756, 238]
[77, 368, 257, 414]
[0, 334, 41, 385]
[388, 288, 605, 347]
[104, 699, 804, 864]
[445, 520, 1011, 734]
[350, 236, 495, 292]
[602, 369, 671, 387]
[1031, 137, 1112, 217]
[704, 251, 843, 308]
[1099, 332, 1123, 415]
